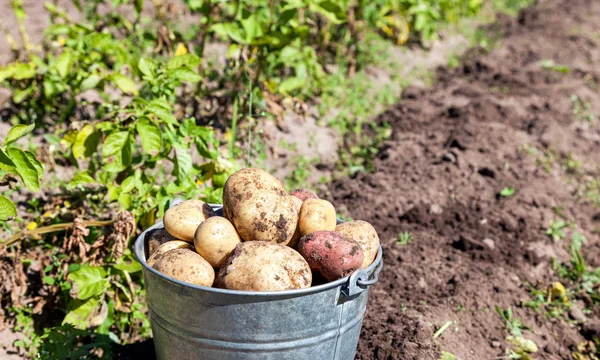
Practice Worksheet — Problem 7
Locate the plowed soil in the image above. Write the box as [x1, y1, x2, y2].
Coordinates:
[328, 0, 600, 358]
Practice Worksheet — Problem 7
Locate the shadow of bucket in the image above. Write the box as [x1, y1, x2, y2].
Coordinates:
[134, 201, 383, 360]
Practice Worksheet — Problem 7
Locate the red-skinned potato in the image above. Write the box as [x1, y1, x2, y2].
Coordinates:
[290, 188, 319, 202]
[297, 231, 363, 282]
[335, 220, 380, 269]
[298, 199, 336, 236]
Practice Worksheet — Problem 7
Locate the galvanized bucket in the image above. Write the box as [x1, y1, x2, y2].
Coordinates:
[134, 201, 383, 360]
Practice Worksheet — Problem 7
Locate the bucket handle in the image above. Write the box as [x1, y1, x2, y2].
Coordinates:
[339, 254, 383, 300]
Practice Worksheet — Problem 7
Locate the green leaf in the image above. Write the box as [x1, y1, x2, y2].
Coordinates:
[240, 14, 264, 42]
[68, 266, 108, 300]
[102, 131, 132, 172]
[147, 103, 177, 124]
[113, 260, 142, 273]
[138, 58, 158, 78]
[134, 0, 143, 15]
[102, 131, 129, 158]
[7, 148, 40, 192]
[42, 276, 56, 285]
[72, 124, 100, 159]
[0, 65, 15, 82]
[0, 195, 17, 221]
[137, 117, 162, 156]
[110, 74, 138, 95]
[167, 54, 201, 70]
[310, 1, 347, 24]
[210, 23, 245, 43]
[63, 297, 100, 329]
[0, 147, 15, 171]
[24, 151, 43, 178]
[278, 76, 306, 93]
[120, 175, 137, 193]
[173, 145, 192, 182]
[5, 124, 34, 145]
[56, 51, 74, 78]
[80, 74, 101, 91]
[500, 187, 515, 197]
[11, 62, 37, 80]
[70, 171, 96, 186]
[439, 352, 456, 360]
[168, 67, 202, 83]
[118, 192, 132, 209]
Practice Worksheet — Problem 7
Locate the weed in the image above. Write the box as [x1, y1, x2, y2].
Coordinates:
[546, 220, 571, 242]
[500, 187, 516, 197]
[571, 95, 595, 122]
[448, 54, 460, 68]
[495, 306, 530, 336]
[496, 306, 538, 359]
[522, 283, 570, 319]
[493, 0, 536, 15]
[284, 156, 318, 192]
[439, 352, 457, 360]
[552, 231, 600, 304]
[539, 60, 571, 73]
[397, 232, 413, 245]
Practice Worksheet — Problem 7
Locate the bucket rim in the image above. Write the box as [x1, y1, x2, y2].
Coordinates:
[134, 208, 383, 297]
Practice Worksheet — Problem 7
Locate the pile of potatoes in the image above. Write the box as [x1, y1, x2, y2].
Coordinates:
[145, 168, 380, 292]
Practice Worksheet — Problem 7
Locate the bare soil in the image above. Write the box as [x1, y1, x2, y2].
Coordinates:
[327, 0, 600, 358]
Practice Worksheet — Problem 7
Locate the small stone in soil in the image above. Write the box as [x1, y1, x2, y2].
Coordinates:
[482, 238, 495, 249]
[569, 307, 587, 323]
[429, 204, 443, 215]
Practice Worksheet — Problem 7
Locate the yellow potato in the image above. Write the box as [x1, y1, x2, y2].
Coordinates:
[216, 241, 312, 291]
[164, 200, 216, 242]
[146, 228, 179, 256]
[147, 240, 194, 267]
[223, 168, 298, 245]
[153, 249, 215, 287]
[335, 220, 380, 269]
[298, 199, 336, 236]
[194, 216, 242, 268]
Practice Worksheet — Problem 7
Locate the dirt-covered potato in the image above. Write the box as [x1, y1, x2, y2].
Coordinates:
[223, 168, 298, 245]
[287, 196, 304, 248]
[297, 231, 363, 281]
[298, 199, 337, 236]
[194, 216, 241, 268]
[335, 220, 380, 269]
[216, 241, 312, 291]
[290, 188, 319, 202]
[147, 240, 194, 267]
[146, 228, 179, 257]
[153, 249, 215, 287]
[164, 200, 216, 242]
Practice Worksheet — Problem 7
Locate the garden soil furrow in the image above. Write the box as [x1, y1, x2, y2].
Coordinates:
[328, 0, 600, 359]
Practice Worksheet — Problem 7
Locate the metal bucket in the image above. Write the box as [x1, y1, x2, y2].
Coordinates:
[134, 202, 383, 360]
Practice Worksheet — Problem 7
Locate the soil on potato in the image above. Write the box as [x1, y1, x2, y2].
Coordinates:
[328, 0, 600, 358]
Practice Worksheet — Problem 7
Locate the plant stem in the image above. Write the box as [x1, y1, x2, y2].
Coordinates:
[0, 18, 19, 57]
[229, 96, 238, 158]
[10, 0, 31, 60]
[1, 220, 115, 248]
